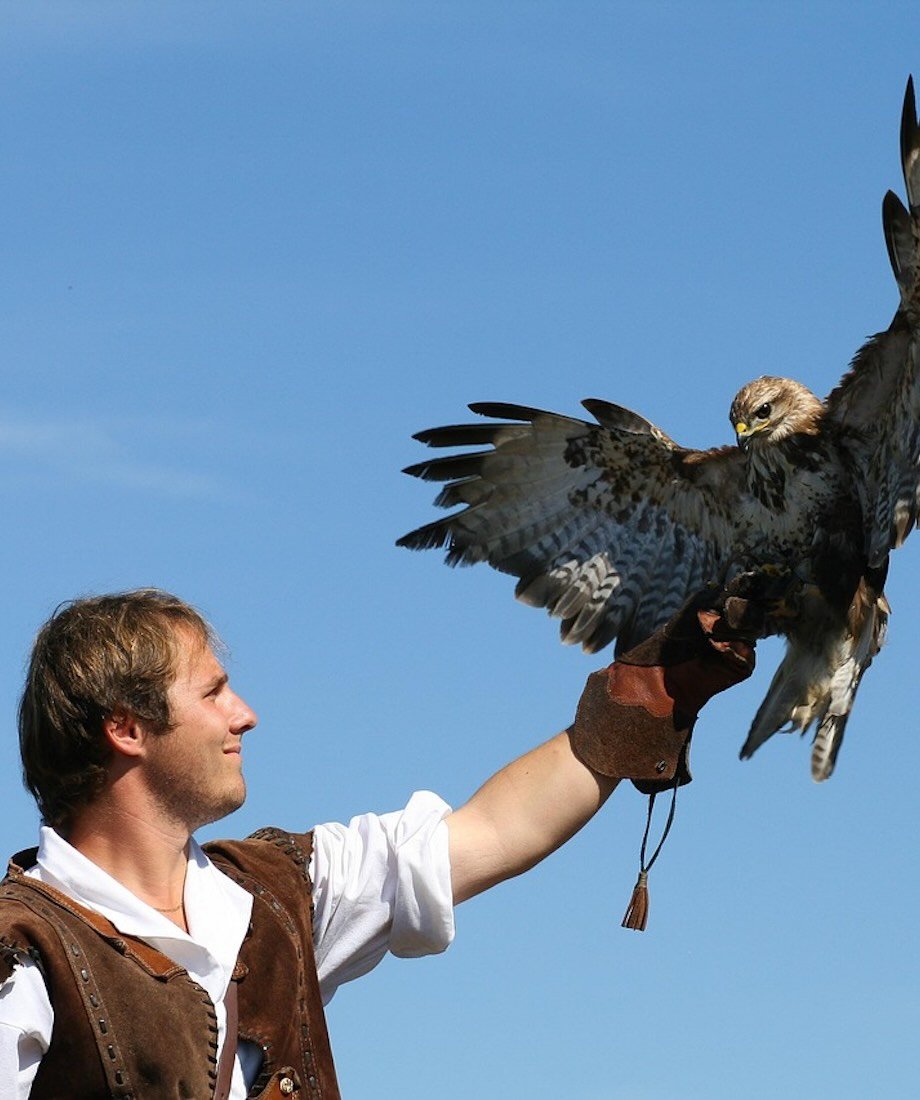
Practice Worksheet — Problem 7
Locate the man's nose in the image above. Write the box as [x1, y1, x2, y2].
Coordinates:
[230, 692, 258, 734]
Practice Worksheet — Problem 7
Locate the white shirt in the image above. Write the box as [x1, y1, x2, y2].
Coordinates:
[0, 791, 454, 1099]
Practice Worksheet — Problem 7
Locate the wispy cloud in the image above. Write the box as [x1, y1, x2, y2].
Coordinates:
[0, 413, 225, 498]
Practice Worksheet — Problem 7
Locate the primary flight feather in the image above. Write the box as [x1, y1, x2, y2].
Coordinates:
[399, 79, 920, 781]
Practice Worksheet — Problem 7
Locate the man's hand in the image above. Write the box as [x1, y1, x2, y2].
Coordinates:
[569, 573, 781, 791]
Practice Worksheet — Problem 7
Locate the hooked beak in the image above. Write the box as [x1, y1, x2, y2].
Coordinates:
[735, 421, 750, 452]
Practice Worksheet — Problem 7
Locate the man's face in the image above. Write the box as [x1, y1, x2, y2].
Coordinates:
[141, 629, 258, 833]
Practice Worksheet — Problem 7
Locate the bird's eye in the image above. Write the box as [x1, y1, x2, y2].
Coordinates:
[754, 402, 772, 420]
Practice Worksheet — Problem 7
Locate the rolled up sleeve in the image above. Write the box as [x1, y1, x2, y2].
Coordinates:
[0, 958, 54, 1100]
[310, 791, 455, 1004]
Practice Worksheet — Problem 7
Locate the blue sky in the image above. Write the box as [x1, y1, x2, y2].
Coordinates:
[1, 4, 919, 1096]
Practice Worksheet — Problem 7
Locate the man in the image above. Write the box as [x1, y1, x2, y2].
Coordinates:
[0, 583, 759, 1097]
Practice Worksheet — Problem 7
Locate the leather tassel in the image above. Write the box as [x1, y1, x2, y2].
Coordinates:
[621, 784, 679, 933]
[621, 869, 649, 931]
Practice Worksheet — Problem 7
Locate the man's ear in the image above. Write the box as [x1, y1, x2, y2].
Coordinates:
[103, 710, 147, 758]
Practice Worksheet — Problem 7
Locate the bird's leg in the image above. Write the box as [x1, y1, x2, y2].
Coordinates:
[759, 567, 809, 630]
[760, 562, 792, 579]
[726, 567, 806, 635]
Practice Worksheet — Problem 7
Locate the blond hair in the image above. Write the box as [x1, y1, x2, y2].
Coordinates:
[19, 590, 216, 829]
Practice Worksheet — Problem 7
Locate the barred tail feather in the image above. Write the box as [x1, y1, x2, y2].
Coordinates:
[739, 641, 831, 763]
[809, 715, 847, 783]
[810, 590, 889, 781]
[740, 587, 889, 780]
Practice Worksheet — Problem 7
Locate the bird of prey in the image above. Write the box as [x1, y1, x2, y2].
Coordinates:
[398, 79, 920, 782]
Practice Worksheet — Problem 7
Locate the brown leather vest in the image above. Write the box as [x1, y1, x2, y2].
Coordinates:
[0, 828, 342, 1099]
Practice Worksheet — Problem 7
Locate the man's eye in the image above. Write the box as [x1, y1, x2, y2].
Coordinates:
[754, 402, 772, 419]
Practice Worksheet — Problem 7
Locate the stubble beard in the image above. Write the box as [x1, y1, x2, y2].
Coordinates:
[146, 752, 247, 833]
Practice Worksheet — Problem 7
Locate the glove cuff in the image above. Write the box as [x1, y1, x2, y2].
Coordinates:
[569, 665, 694, 785]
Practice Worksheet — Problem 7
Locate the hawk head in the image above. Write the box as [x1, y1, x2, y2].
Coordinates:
[729, 376, 824, 452]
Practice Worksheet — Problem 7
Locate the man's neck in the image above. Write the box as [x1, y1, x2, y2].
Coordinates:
[64, 801, 192, 930]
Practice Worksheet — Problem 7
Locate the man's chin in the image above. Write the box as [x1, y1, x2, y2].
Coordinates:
[184, 781, 247, 832]
[213, 780, 247, 823]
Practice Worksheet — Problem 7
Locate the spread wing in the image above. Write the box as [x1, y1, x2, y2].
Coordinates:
[398, 399, 746, 654]
[827, 77, 920, 568]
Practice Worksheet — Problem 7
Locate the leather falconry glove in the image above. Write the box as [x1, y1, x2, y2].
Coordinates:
[569, 571, 790, 931]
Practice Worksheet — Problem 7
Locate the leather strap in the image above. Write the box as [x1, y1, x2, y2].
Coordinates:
[3, 887, 136, 1096]
[2, 866, 184, 978]
[214, 979, 239, 1100]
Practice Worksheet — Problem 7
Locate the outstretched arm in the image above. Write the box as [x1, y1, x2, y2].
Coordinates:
[447, 732, 618, 904]
[445, 577, 765, 905]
